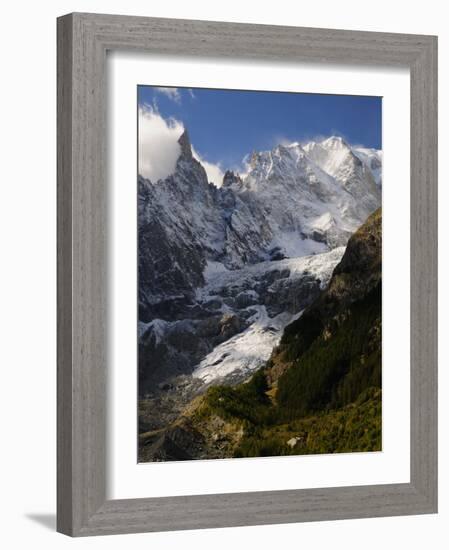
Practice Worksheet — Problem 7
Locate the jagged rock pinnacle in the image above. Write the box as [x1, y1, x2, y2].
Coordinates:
[222, 170, 243, 188]
[178, 129, 193, 159]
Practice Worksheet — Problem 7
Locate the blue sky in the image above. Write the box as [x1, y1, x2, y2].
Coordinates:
[138, 85, 381, 178]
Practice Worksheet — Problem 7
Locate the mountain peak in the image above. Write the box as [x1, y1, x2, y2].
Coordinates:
[222, 170, 243, 188]
[321, 136, 349, 149]
[178, 129, 193, 159]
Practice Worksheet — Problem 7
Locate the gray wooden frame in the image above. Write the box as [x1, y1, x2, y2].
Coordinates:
[57, 12, 438, 537]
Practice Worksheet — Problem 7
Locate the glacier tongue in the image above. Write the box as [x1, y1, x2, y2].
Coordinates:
[192, 305, 301, 384]
[192, 247, 345, 384]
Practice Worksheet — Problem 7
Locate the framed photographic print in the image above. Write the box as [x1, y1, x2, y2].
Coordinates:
[57, 13, 438, 536]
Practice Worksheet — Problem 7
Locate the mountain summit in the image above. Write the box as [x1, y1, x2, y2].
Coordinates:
[178, 129, 193, 159]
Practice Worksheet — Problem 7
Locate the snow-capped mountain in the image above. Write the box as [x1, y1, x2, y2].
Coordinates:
[235, 136, 380, 252]
[138, 130, 381, 392]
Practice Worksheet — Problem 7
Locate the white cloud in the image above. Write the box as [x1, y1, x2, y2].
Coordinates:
[192, 146, 225, 187]
[138, 107, 225, 186]
[154, 87, 181, 103]
[138, 106, 183, 182]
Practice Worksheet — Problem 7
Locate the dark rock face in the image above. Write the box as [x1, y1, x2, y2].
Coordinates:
[261, 273, 322, 316]
[332, 209, 381, 290]
[138, 217, 204, 321]
[178, 129, 193, 159]
[139, 315, 239, 393]
[219, 313, 242, 339]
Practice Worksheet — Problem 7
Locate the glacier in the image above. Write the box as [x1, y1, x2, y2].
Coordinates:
[192, 247, 345, 383]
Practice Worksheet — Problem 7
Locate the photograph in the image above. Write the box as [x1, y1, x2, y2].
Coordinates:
[137, 85, 382, 462]
[0, 2, 441, 543]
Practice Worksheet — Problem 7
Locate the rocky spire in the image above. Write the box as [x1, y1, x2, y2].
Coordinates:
[178, 129, 193, 159]
[222, 170, 243, 188]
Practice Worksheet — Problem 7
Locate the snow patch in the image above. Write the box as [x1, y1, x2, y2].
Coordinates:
[271, 231, 328, 258]
[203, 260, 230, 282]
